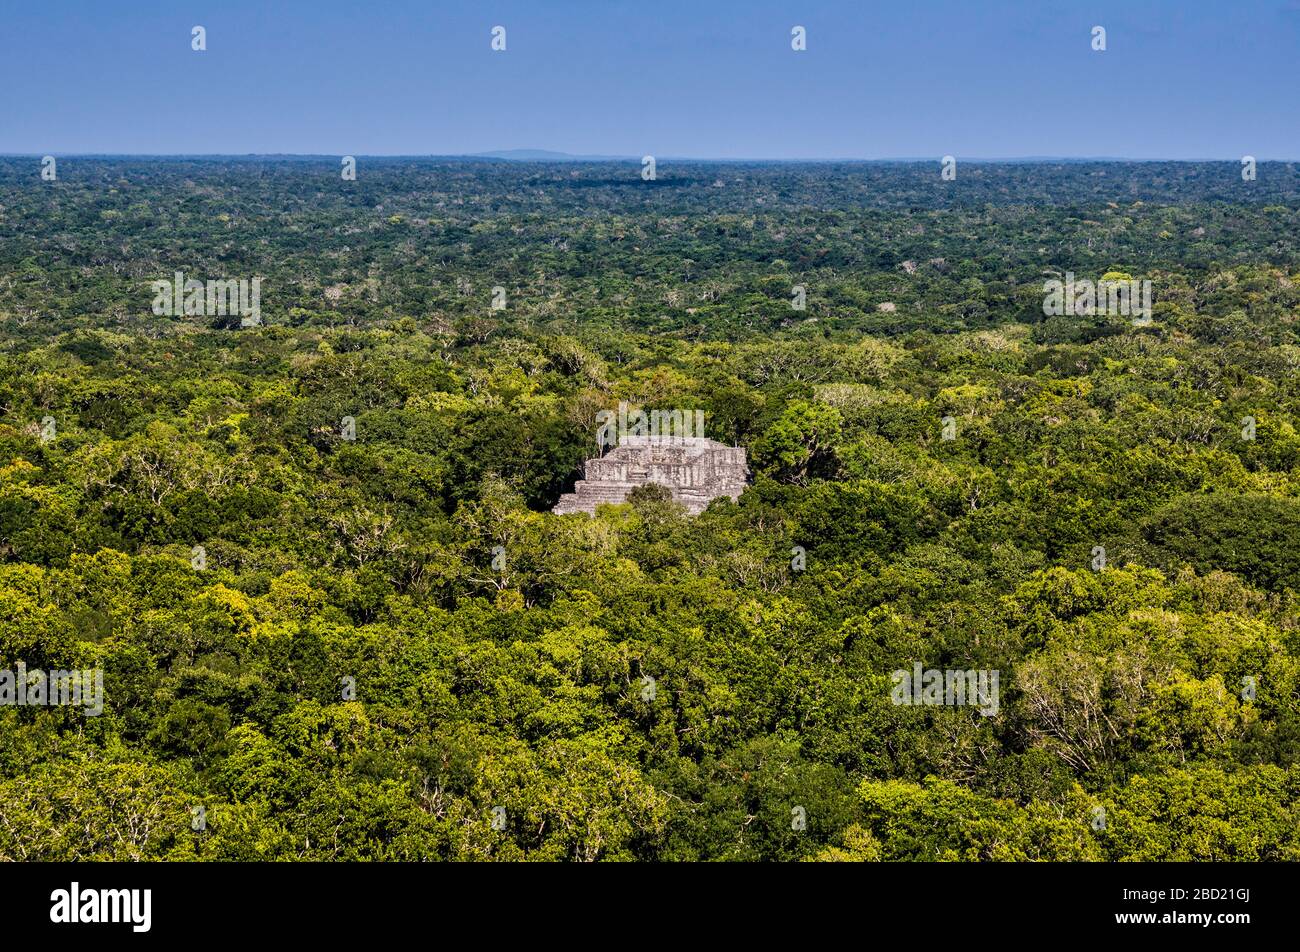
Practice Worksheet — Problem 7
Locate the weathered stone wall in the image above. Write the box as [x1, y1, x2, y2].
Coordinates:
[553, 436, 749, 515]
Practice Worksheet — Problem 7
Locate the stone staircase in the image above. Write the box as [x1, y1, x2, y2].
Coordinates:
[552, 480, 641, 514]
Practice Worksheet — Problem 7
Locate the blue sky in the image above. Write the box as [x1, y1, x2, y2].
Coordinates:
[2, 0, 1298, 158]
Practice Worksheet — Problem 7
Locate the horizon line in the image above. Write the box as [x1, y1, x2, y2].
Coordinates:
[2, 152, 1297, 164]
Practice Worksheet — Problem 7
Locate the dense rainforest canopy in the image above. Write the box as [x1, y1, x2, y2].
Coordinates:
[0, 157, 1298, 860]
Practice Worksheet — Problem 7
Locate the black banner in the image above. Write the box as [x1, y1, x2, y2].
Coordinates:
[0, 862, 1274, 939]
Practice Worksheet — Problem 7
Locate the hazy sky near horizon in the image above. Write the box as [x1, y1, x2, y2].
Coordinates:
[3, 0, 1298, 159]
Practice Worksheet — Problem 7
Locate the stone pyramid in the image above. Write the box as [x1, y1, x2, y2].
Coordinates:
[553, 435, 749, 515]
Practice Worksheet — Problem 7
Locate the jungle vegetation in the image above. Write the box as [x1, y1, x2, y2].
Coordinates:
[1, 156, 1298, 860]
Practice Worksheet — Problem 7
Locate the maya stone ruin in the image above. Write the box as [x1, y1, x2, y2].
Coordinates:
[553, 435, 750, 516]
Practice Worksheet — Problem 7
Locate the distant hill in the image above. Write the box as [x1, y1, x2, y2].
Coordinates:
[474, 149, 635, 162]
